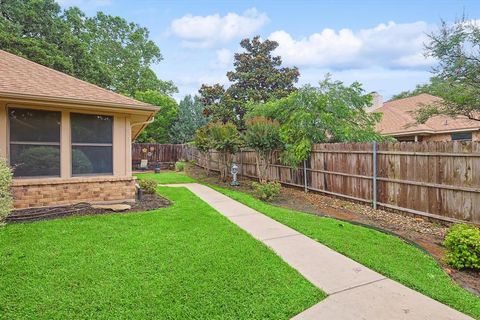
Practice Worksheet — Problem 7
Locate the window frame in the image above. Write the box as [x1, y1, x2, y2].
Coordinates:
[451, 131, 473, 141]
[7, 107, 62, 178]
[70, 112, 114, 176]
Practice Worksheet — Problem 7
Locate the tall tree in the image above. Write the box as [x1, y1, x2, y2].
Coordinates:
[134, 90, 178, 143]
[200, 36, 299, 127]
[415, 19, 480, 122]
[0, 0, 176, 97]
[248, 77, 385, 166]
[169, 95, 209, 144]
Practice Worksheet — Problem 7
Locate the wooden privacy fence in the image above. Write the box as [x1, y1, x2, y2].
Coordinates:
[132, 143, 188, 169]
[187, 141, 480, 224]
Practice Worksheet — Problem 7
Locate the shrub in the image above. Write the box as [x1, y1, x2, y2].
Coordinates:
[0, 157, 13, 223]
[252, 181, 281, 202]
[244, 116, 283, 183]
[444, 224, 480, 270]
[138, 179, 158, 194]
[175, 161, 186, 172]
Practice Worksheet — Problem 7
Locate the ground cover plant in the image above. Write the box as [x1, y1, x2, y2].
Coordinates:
[0, 180, 324, 319]
[203, 182, 480, 319]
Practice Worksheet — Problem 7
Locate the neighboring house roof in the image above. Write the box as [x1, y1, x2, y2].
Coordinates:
[0, 50, 158, 139]
[374, 93, 480, 136]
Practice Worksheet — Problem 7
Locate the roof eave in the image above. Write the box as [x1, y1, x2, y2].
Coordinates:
[0, 91, 160, 113]
[381, 127, 480, 137]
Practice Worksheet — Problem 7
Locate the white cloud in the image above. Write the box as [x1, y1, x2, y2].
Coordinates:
[212, 48, 234, 69]
[170, 8, 269, 48]
[269, 21, 436, 69]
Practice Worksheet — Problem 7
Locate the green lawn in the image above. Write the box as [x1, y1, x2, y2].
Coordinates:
[135, 171, 196, 184]
[210, 184, 480, 319]
[0, 186, 324, 319]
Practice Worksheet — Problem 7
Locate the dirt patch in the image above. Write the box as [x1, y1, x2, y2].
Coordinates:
[186, 164, 480, 296]
[6, 194, 170, 223]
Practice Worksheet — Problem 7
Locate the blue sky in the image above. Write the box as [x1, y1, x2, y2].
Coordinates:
[57, 0, 480, 100]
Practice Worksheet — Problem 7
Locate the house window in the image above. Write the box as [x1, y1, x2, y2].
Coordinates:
[451, 132, 472, 141]
[8, 108, 61, 177]
[71, 113, 113, 175]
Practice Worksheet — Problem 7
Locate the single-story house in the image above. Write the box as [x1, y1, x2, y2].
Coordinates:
[0, 50, 159, 209]
[369, 93, 480, 142]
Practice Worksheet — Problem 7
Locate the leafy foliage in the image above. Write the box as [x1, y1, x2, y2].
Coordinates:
[414, 19, 480, 122]
[169, 95, 209, 144]
[444, 224, 480, 270]
[208, 122, 243, 182]
[194, 122, 242, 181]
[0, 0, 176, 97]
[175, 161, 186, 172]
[252, 181, 281, 202]
[199, 36, 299, 127]
[244, 117, 283, 183]
[0, 157, 12, 223]
[193, 125, 215, 174]
[249, 77, 385, 166]
[138, 179, 158, 194]
[134, 91, 179, 143]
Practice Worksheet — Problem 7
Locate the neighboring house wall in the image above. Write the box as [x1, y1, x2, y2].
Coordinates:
[421, 133, 452, 142]
[413, 131, 480, 142]
[0, 100, 136, 209]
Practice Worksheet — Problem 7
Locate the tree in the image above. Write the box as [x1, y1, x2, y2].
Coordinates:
[134, 90, 178, 143]
[193, 125, 214, 175]
[0, 0, 176, 97]
[415, 19, 480, 122]
[199, 36, 299, 127]
[244, 117, 283, 183]
[197, 122, 242, 182]
[248, 77, 385, 166]
[170, 95, 210, 144]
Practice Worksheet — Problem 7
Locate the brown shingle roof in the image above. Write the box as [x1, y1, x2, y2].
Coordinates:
[374, 93, 480, 136]
[0, 50, 152, 109]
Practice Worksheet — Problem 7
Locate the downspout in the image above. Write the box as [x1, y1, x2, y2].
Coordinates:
[130, 116, 155, 140]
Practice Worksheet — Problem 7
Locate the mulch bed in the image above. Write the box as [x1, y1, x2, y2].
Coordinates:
[6, 194, 170, 223]
[186, 164, 480, 296]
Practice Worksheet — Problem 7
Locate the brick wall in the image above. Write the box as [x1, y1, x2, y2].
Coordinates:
[11, 176, 136, 209]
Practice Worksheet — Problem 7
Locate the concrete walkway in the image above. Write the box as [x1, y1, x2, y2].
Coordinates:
[164, 183, 473, 320]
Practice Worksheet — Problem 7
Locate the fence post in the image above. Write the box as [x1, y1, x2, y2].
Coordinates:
[372, 141, 377, 210]
[303, 160, 308, 192]
[239, 150, 243, 177]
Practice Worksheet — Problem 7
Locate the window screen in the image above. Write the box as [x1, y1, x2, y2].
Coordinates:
[71, 113, 113, 175]
[8, 108, 61, 177]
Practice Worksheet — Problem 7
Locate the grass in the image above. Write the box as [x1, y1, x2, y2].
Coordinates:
[135, 171, 196, 184]
[208, 184, 480, 319]
[0, 185, 324, 319]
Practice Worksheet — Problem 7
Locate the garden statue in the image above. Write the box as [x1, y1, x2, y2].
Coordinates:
[230, 163, 240, 186]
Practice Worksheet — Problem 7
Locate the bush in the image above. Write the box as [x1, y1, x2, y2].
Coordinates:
[244, 116, 283, 183]
[138, 179, 158, 194]
[252, 181, 281, 202]
[444, 224, 480, 270]
[175, 161, 186, 172]
[0, 157, 13, 223]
